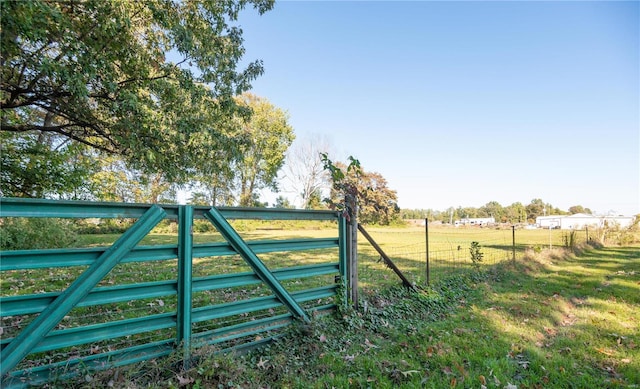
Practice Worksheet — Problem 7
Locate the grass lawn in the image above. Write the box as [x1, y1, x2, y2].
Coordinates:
[74, 242, 639, 388]
[4, 221, 638, 388]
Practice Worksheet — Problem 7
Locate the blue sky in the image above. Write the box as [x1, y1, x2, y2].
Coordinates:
[238, 1, 639, 215]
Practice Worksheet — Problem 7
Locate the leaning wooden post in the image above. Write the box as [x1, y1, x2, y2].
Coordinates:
[346, 194, 358, 308]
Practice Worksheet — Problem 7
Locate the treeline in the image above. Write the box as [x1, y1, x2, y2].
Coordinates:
[400, 200, 593, 225]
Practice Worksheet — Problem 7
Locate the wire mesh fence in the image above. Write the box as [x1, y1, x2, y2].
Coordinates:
[356, 225, 592, 289]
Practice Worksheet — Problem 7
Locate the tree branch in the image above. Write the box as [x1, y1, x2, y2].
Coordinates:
[1, 123, 117, 154]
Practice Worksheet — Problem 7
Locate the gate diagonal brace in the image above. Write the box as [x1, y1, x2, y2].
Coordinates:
[1, 205, 166, 377]
[204, 208, 310, 323]
[357, 224, 417, 291]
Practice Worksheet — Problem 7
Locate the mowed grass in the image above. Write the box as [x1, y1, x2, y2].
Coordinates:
[206, 243, 636, 389]
[4, 223, 638, 388]
[64, 240, 638, 388]
[355, 225, 582, 288]
[63, 224, 564, 295]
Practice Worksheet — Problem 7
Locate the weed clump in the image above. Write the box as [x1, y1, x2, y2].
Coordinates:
[0, 218, 77, 250]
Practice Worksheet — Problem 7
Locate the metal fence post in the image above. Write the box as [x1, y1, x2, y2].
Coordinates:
[586, 226, 589, 242]
[177, 205, 193, 366]
[512, 225, 516, 264]
[425, 218, 430, 286]
[346, 195, 358, 308]
[338, 213, 349, 309]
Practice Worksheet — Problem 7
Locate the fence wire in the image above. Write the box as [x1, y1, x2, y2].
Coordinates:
[356, 226, 591, 289]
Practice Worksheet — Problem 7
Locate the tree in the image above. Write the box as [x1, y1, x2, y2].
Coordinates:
[400, 208, 442, 221]
[273, 195, 294, 209]
[89, 155, 141, 203]
[569, 205, 592, 215]
[457, 206, 478, 219]
[280, 134, 332, 209]
[357, 170, 401, 225]
[323, 155, 400, 225]
[305, 191, 327, 210]
[233, 93, 295, 207]
[1, 131, 94, 198]
[189, 169, 236, 206]
[525, 198, 566, 222]
[525, 198, 546, 222]
[479, 201, 504, 222]
[87, 155, 177, 203]
[504, 202, 527, 224]
[1, 0, 274, 190]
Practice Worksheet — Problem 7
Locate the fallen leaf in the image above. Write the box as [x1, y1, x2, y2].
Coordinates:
[454, 362, 466, 376]
[479, 375, 486, 384]
[256, 357, 269, 369]
[176, 375, 194, 386]
[427, 346, 434, 357]
[319, 334, 327, 342]
[450, 377, 457, 387]
[363, 338, 378, 351]
[504, 383, 517, 389]
[596, 348, 614, 356]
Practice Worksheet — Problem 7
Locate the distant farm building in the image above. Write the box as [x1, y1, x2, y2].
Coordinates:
[536, 213, 635, 230]
[455, 217, 495, 227]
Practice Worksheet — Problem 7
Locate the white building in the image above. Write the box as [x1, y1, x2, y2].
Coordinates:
[455, 217, 495, 227]
[536, 213, 635, 230]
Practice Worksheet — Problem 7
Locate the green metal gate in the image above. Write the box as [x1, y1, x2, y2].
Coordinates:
[0, 198, 348, 387]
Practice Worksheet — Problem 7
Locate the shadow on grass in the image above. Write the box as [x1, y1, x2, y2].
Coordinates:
[349, 244, 639, 387]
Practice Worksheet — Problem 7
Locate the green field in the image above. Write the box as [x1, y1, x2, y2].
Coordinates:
[0, 224, 598, 301]
[354, 225, 589, 288]
[77, 223, 589, 287]
[3, 224, 638, 388]
[62, 241, 638, 388]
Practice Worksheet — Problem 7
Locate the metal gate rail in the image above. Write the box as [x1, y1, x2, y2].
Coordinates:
[0, 197, 349, 388]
